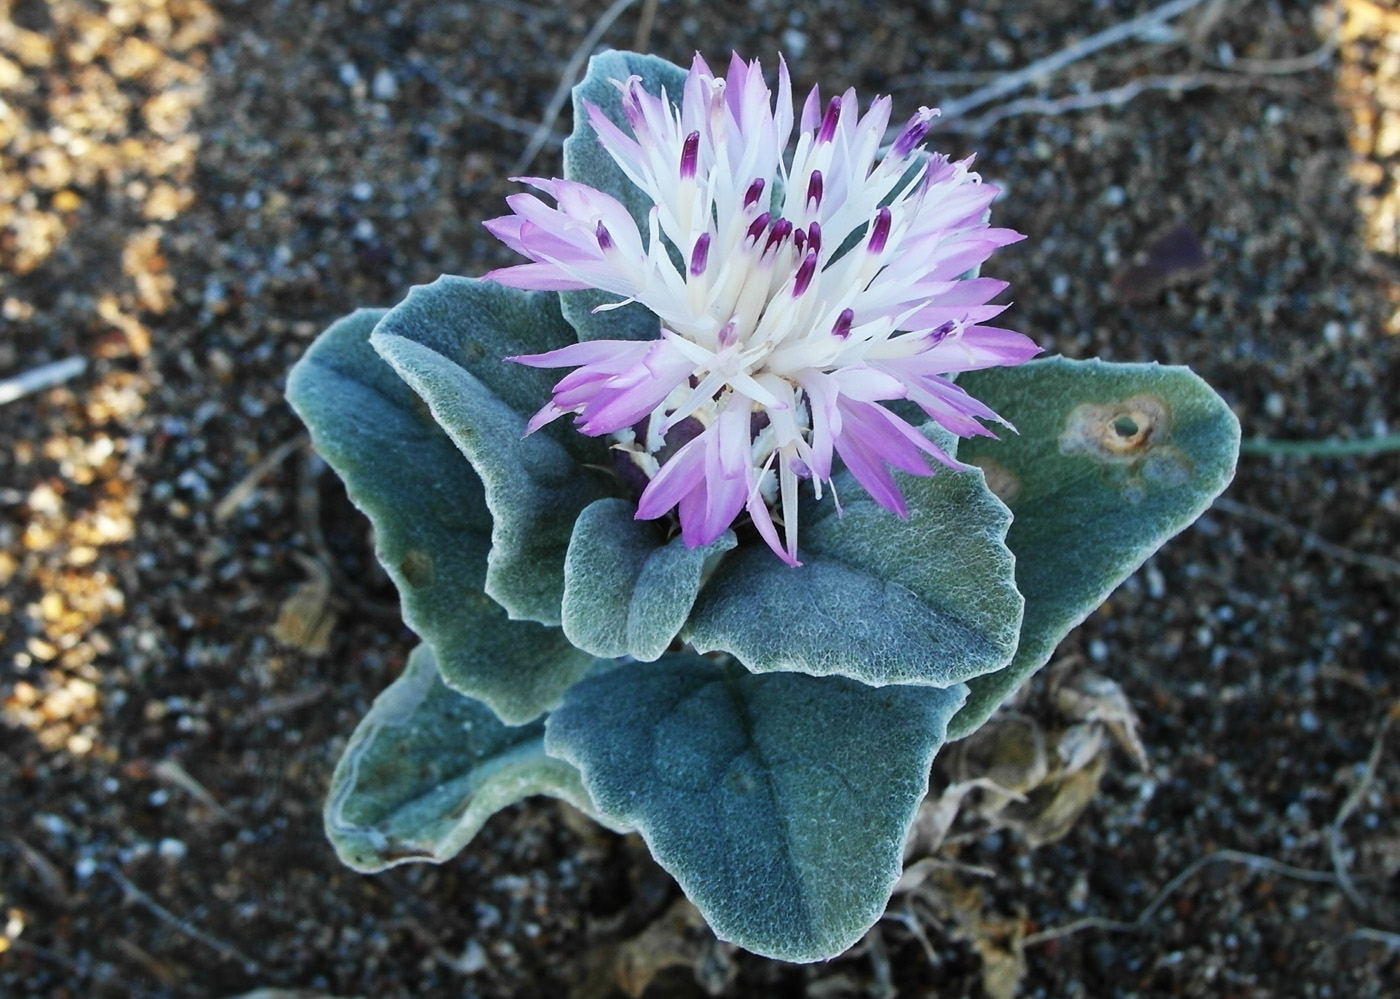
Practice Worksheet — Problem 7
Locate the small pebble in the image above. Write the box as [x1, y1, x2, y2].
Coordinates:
[158, 838, 188, 860]
[781, 29, 808, 60]
[371, 68, 399, 101]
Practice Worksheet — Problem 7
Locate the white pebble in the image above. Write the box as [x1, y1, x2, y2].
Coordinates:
[781, 29, 808, 60]
[372, 69, 399, 101]
[158, 838, 189, 860]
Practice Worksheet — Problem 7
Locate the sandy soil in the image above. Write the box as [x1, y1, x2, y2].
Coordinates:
[2, 0, 1397, 996]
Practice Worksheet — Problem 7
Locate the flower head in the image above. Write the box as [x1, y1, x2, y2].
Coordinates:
[485, 53, 1039, 565]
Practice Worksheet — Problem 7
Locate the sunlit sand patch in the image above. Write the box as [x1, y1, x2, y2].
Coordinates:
[1339, 0, 1400, 332]
[1, 0, 218, 757]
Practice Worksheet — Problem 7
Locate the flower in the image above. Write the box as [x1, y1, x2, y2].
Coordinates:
[485, 53, 1039, 565]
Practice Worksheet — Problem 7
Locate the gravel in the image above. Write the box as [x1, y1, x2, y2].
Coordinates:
[2, 0, 1396, 996]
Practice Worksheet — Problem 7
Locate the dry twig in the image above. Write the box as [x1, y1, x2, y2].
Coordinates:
[1190, 0, 1342, 75]
[1328, 704, 1396, 916]
[105, 865, 262, 975]
[1211, 497, 1400, 578]
[0, 356, 87, 406]
[1023, 849, 1342, 946]
[632, 0, 658, 52]
[943, 71, 1304, 133]
[935, 0, 1216, 123]
[10, 939, 162, 999]
[510, 0, 639, 176]
[214, 433, 307, 522]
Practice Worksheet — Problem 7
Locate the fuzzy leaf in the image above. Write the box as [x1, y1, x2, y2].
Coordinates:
[558, 50, 684, 343]
[562, 498, 737, 660]
[683, 437, 1022, 688]
[947, 357, 1241, 739]
[545, 655, 967, 962]
[326, 646, 620, 872]
[369, 276, 611, 627]
[287, 308, 591, 723]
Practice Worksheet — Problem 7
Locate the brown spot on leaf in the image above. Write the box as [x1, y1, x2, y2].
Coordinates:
[399, 550, 433, 588]
[971, 457, 1021, 506]
[1060, 395, 1172, 462]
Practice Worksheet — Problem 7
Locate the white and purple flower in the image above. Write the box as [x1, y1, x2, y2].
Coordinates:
[485, 53, 1039, 565]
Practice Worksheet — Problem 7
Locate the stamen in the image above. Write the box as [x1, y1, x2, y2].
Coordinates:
[746, 211, 772, 243]
[806, 170, 823, 210]
[831, 308, 854, 339]
[807, 221, 822, 257]
[817, 96, 841, 143]
[621, 80, 644, 128]
[680, 130, 700, 179]
[868, 207, 892, 254]
[689, 232, 711, 276]
[792, 251, 818, 297]
[764, 218, 793, 255]
[595, 221, 614, 252]
[892, 107, 938, 158]
[744, 178, 766, 209]
[793, 228, 806, 254]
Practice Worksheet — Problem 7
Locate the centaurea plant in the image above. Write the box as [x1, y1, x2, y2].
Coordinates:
[287, 51, 1239, 962]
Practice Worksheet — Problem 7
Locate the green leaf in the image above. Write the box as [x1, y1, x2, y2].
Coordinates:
[368, 276, 612, 627]
[545, 655, 967, 963]
[947, 357, 1241, 739]
[286, 308, 592, 724]
[558, 50, 685, 343]
[325, 646, 621, 873]
[683, 433, 1022, 688]
[562, 498, 737, 661]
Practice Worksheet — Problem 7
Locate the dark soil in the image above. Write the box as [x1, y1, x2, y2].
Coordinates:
[2, 1, 1397, 997]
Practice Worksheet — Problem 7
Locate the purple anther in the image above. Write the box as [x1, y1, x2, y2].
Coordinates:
[868, 207, 892, 254]
[807, 221, 822, 257]
[818, 96, 841, 143]
[680, 130, 701, 179]
[620, 78, 647, 128]
[764, 218, 793, 255]
[744, 178, 766, 209]
[689, 232, 711, 276]
[806, 170, 823, 209]
[891, 110, 934, 158]
[792, 251, 818, 297]
[793, 228, 806, 254]
[831, 308, 854, 339]
[746, 211, 772, 243]
[595, 221, 614, 252]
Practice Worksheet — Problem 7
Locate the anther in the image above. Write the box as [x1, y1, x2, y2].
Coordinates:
[689, 232, 711, 276]
[764, 218, 793, 255]
[868, 208, 892, 254]
[818, 97, 841, 143]
[792, 251, 818, 297]
[680, 131, 700, 179]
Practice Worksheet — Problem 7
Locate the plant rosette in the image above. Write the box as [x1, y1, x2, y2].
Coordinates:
[286, 51, 1240, 963]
